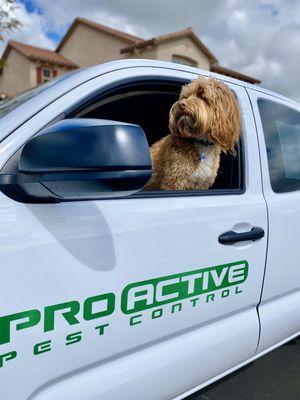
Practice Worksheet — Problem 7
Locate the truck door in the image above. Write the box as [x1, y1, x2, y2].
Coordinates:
[248, 90, 300, 352]
[0, 67, 268, 400]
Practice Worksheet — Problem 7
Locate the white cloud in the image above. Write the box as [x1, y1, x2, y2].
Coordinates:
[32, 0, 150, 38]
[232, 10, 247, 22]
[3, 0, 300, 101]
[0, 1, 55, 55]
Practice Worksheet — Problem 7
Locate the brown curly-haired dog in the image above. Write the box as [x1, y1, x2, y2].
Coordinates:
[144, 77, 242, 191]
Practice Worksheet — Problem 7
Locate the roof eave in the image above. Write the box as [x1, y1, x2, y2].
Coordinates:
[57, 17, 141, 53]
[0, 43, 12, 68]
[211, 64, 261, 84]
[0, 41, 78, 70]
[28, 55, 78, 69]
[56, 19, 79, 53]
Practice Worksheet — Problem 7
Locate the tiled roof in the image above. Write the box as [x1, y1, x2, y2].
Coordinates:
[210, 63, 261, 84]
[4, 40, 78, 68]
[57, 17, 141, 52]
[121, 27, 218, 64]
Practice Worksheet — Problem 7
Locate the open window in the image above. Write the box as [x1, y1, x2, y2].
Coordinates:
[68, 79, 244, 196]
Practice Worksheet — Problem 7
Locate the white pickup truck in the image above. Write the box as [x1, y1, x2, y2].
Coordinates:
[0, 60, 299, 400]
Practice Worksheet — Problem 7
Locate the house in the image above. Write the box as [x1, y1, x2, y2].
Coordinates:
[0, 17, 260, 98]
[57, 18, 260, 84]
[0, 40, 77, 98]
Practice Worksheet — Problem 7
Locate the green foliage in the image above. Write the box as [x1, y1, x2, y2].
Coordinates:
[0, 0, 22, 42]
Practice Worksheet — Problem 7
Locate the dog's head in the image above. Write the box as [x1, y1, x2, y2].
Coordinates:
[169, 77, 241, 153]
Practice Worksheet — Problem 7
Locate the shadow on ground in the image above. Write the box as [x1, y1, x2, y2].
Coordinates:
[187, 340, 300, 400]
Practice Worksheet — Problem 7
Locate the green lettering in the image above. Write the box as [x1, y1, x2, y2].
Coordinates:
[0, 310, 41, 345]
[221, 289, 230, 298]
[206, 294, 215, 303]
[95, 323, 109, 336]
[66, 331, 82, 346]
[190, 298, 200, 307]
[44, 301, 80, 332]
[130, 314, 142, 326]
[0, 351, 17, 368]
[34, 340, 51, 355]
[83, 293, 115, 321]
[171, 303, 182, 313]
[151, 308, 163, 319]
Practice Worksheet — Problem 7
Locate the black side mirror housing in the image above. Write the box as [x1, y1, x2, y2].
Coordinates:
[0, 119, 152, 202]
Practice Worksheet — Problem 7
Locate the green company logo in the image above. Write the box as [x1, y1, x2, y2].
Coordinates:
[0, 260, 248, 369]
[122, 260, 248, 314]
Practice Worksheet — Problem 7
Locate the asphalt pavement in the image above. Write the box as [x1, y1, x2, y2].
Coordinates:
[187, 340, 300, 400]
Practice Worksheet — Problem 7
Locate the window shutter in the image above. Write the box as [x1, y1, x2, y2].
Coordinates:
[53, 69, 58, 78]
[36, 67, 42, 84]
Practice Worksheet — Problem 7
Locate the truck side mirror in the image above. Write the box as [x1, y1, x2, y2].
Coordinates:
[0, 119, 152, 202]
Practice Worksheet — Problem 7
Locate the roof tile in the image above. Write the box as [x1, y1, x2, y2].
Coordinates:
[77, 17, 141, 43]
[8, 40, 78, 68]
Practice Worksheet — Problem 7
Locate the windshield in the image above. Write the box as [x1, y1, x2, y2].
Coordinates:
[0, 70, 77, 119]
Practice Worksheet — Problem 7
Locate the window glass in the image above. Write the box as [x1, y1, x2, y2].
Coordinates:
[42, 68, 52, 83]
[258, 99, 300, 193]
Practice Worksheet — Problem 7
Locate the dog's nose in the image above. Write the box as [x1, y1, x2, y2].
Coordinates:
[179, 100, 187, 109]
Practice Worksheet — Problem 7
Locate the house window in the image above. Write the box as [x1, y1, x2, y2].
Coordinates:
[36, 67, 58, 85]
[172, 55, 198, 67]
[42, 68, 52, 83]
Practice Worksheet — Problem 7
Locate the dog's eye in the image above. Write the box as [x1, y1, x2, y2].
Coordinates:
[197, 93, 208, 103]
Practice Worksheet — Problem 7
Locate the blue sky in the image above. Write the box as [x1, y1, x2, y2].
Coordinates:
[1, 0, 300, 101]
[21, 0, 61, 42]
[21, 0, 40, 13]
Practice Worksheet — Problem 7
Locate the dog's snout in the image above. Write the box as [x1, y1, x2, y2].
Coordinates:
[179, 99, 188, 109]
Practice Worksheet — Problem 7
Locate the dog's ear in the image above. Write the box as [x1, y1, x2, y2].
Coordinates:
[169, 104, 178, 135]
[209, 79, 241, 154]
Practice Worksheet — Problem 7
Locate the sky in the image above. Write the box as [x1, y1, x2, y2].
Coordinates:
[1, 0, 300, 101]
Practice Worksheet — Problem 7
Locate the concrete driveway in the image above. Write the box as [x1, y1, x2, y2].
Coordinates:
[187, 340, 300, 400]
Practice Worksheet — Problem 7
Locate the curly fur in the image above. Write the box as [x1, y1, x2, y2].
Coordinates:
[144, 76, 242, 191]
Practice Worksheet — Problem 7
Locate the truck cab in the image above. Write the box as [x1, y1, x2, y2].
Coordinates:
[0, 60, 299, 400]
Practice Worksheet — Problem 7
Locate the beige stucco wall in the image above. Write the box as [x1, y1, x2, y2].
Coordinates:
[155, 37, 211, 70]
[124, 46, 158, 60]
[0, 49, 32, 97]
[58, 23, 132, 67]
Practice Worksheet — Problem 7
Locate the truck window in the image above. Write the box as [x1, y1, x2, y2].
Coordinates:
[72, 80, 244, 194]
[258, 99, 300, 193]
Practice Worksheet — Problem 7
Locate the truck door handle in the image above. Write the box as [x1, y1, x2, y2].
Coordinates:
[218, 227, 265, 245]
